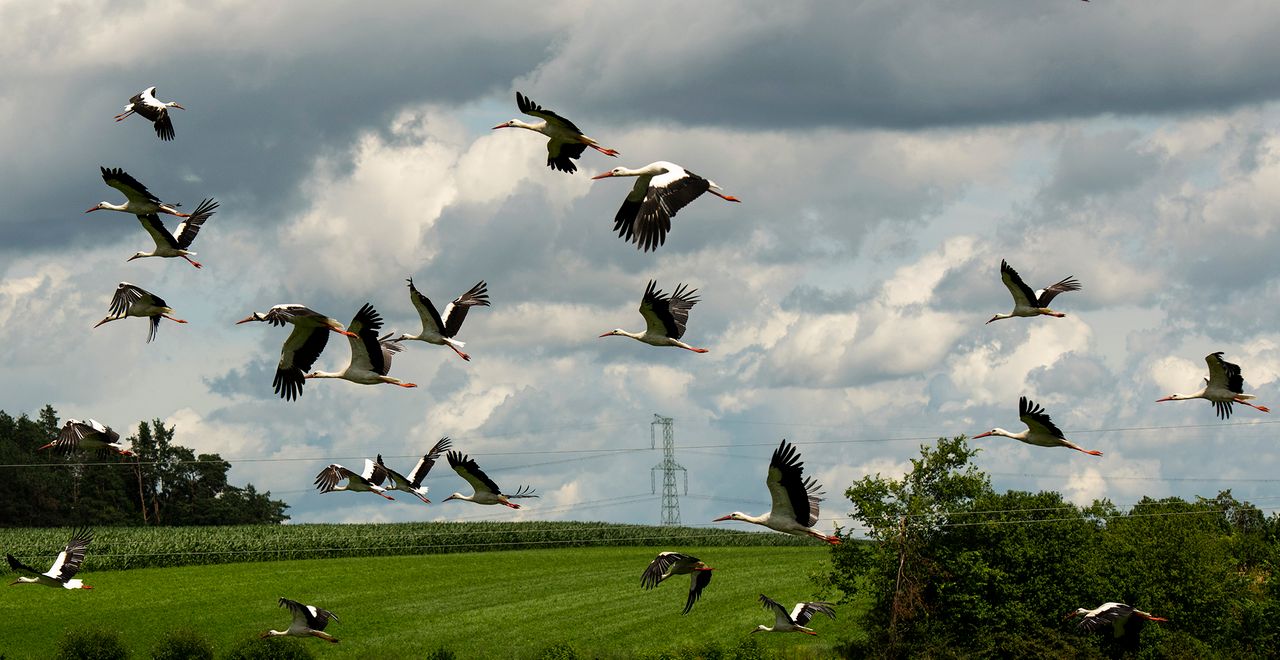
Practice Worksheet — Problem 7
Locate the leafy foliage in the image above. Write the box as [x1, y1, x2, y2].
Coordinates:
[224, 637, 315, 660]
[54, 627, 130, 660]
[149, 628, 214, 660]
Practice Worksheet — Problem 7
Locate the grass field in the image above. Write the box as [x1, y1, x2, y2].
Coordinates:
[0, 546, 855, 659]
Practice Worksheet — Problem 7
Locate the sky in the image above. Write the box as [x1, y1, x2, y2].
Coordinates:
[4, 1, 1280, 536]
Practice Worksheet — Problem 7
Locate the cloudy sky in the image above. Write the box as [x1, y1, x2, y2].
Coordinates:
[4, 1, 1280, 535]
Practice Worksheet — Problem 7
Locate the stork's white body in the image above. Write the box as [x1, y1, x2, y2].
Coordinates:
[1157, 352, 1270, 419]
[306, 304, 417, 388]
[713, 440, 840, 544]
[752, 595, 835, 635]
[974, 396, 1103, 456]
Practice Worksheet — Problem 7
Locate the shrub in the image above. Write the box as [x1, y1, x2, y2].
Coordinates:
[538, 641, 581, 660]
[54, 628, 128, 660]
[425, 647, 457, 660]
[150, 628, 213, 660]
[223, 637, 316, 660]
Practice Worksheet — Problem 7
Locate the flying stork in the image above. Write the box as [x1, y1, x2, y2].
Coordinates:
[1156, 352, 1271, 419]
[443, 451, 538, 508]
[314, 460, 395, 500]
[93, 282, 186, 343]
[304, 304, 417, 389]
[591, 161, 740, 251]
[713, 439, 840, 544]
[6, 527, 94, 589]
[600, 279, 708, 353]
[396, 278, 490, 361]
[375, 437, 453, 504]
[987, 260, 1081, 324]
[1066, 602, 1168, 639]
[261, 597, 340, 643]
[752, 594, 835, 635]
[38, 419, 132, 457]
[114, 86, 184, 141]
[236, 305, 357, 401]
[128, 198, 219, 268]
[973, 396, 1103, 456]
[87, 167, 194, 218]
[493, 91, 618, 174]
[641, 552, 714, 615]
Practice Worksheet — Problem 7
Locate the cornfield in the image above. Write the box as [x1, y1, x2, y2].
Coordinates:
[0, 521, 820, 572]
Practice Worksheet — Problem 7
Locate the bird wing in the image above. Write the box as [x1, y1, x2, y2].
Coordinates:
[1034, 275, 1080, 307]
[171, 198, 217, 249]
[408, 437, 453, 488]
[440, 281, 490, 338]
[641, 551, 691, 589]
[638, 280, 676, 338]
[630, 167, 709, 252]
[279, 597, 337, 629]
[1205, 352, 1244, 394]
[132, 88, 166, 122]
[151, 109, 175, 141]
[45, 527, 93, 581]
[447, 451, 502, 496]
[547, 140, 588, 173]
[759, 594, 793, 627]
[407, 278, 446, 336]
[376, 333, 404, 376]
[767, 439, 822, 527]
[684, 569, 712, 615]
[6, 553, 42, 578]
[136, 214, 178, 249]
[48, 421, 89, 452]
[361, 458, 387, 486]
[1078, 603, 1133, 633]
[345, 303, 386, 374]
[792, 601, 836, 627]
[516, 92, 583, 134]
[1019, 396, 1066, 440]
[313, 464, 347, 493]
[376, 455, 412, 490]
[107, 282, 148, 318]
[275, 324, 330, 401]
[101, 167, 161, 205]
[999, 260, 1039, 309]
[611, 176, 650, 247]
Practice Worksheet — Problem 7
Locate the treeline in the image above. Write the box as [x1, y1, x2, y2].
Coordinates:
[822, 436, 1280, 658]
[0, 405, 288, 527]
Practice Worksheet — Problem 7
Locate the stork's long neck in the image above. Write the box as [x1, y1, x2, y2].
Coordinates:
[306, 371, 343, 380]
[97, 202, 130, 213]
[994, 428, 1028, 441]
[740, 511, 771, 525]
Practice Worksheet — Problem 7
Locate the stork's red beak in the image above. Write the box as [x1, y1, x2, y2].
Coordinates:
[590, 172, 614, 180]
[1155, 396, 1174, 403]
[234, 315, 258, 325]
[172, 103, 185, 110]
[85, 206, 99, 213]
[972, 431, 993, 439]
[712, 515, 732, 522]
[492, 123, 508, 130]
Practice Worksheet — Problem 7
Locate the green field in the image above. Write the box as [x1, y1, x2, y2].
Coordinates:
[0, 546, 855, 659]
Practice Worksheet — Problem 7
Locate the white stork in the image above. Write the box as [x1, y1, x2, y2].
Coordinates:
[1156, 352, 1271, 420]
[713, 439, 840, 545]
[6, 527, 94, 589]
[641, 552, 714, 615]
[987, 260, 1081, 324]
[591, 161, 740, 251]
[375, 436, 453, 504]
[305, 304, 417, 389]
[493, 91, 618, 174]
[752, 595, 835, 635]
[114, 86, 184, 141]
[93, 282, 186, 343]
[38, 419, 132, 457]
[443, 451, 538, 508]
[396, 278, 490, 361]
[1066, 602, 1168, 639]
[313, 460, 395, 500]
[236, 305, 357, 401]
[86, 167, 192, 218]
[261, 597, 340, 643]
[973, 396, 1102, 456]
[128, 198, 219, 268]
[600, 280, 708, 353]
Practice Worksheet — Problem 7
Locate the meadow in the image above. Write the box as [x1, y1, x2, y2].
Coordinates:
[0, 544, 854, 659]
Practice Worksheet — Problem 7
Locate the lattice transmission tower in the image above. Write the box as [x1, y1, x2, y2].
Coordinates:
[650, 414, 687, 526]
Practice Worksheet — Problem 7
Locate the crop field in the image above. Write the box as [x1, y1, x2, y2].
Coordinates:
[0, 544, 855, 659]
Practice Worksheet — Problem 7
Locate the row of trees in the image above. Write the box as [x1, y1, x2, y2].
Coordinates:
[823, 436, 1280, 658]
[0, 405, 288, 527]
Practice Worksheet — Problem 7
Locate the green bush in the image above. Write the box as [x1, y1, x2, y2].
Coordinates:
[538, 641, 581, 660]
[54, 628, 128, 660]
[223, 637, 315, 660]
[728, 637, 764, 660]
[425, 647, 457, 660]
[150, 628, 213, 660]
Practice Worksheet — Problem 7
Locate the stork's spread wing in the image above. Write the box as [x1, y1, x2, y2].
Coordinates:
[107, 282, 148, 318]
[172, 198, 217, 249]
[447, 451, 502, 496]
[440, 281, 490, 338]
[641, 551, 692, 589]
[1019, 396, 1065, 440]
[345, 303, 385, 374]
[360, 458, 388, 486]
[685, 568, 712, 615]
[1034, 275, 1080, 307]
[516, 92, 583, 134]
[279, 597, 338, 630]
[408, 437, 452, 487]
[1205, 352, 1244, 394]
[1078, 603, 1133, 633]
[6, 554, 41, 578]
[101, 167, 160, 205]
[151, 110, 175, 141]
[313, 464, 353, 493]
[548, 141, 588, 173]
[758, 594, 792, 627]
[407, 278, 445, 336]
[767, 439, 822, 528]
[791, 601, 836, 627]
[48, 420, 92, 452]
[376, 333, 404, 376]
[275, 324, 329, 401]
[628, 168, 709, 252]
[999, 260, 1039, 309]
[46, 527, 93, 581]
[136, 214, 178, 250]
[639, 280, 699, 339]
[376, 455, 411, 490]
